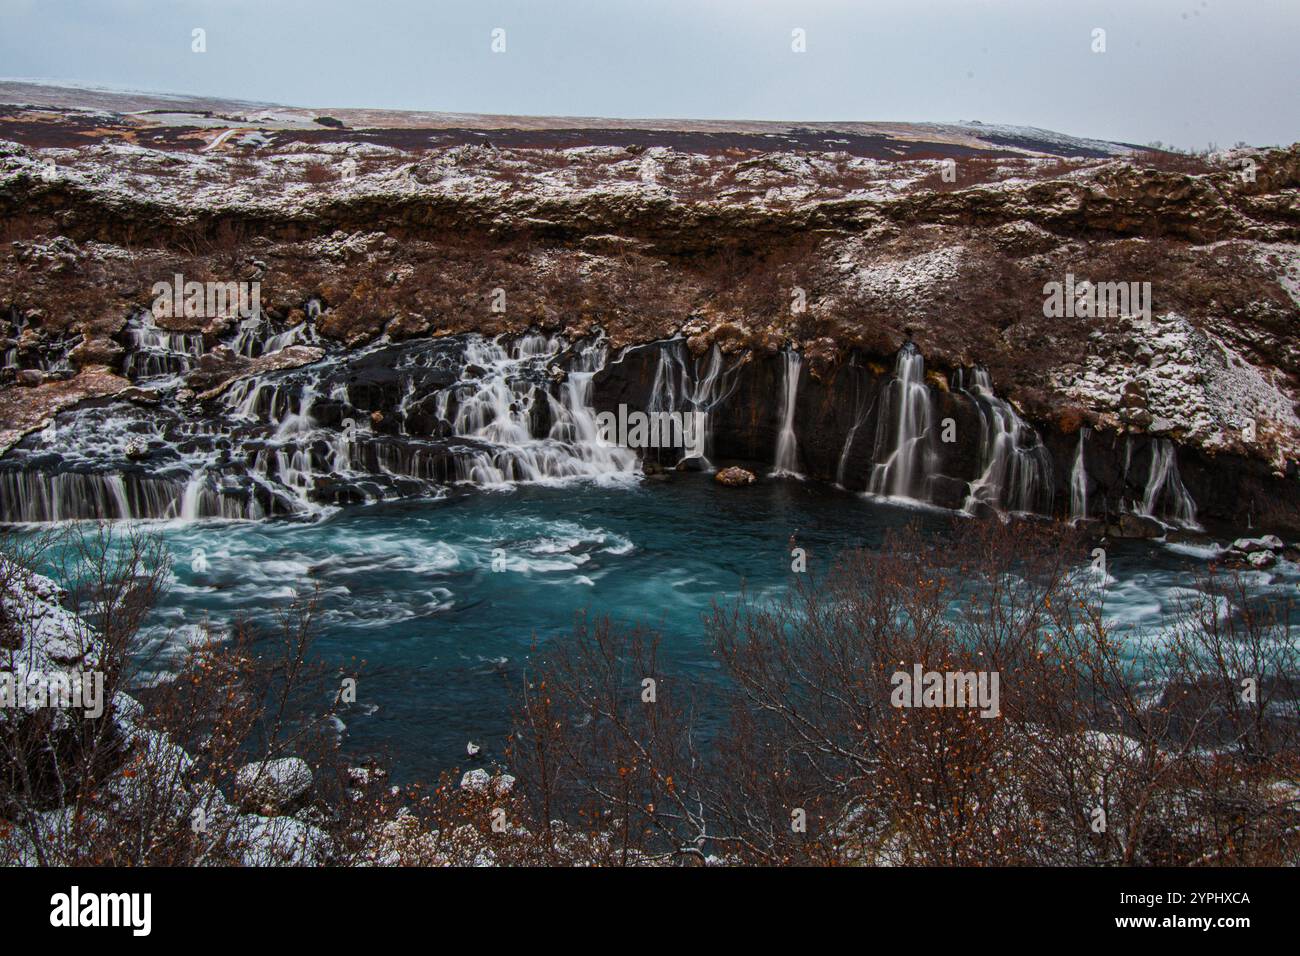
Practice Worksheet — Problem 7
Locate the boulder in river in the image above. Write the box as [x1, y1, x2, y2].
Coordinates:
[1112, 513, 1164, 539]
[715, 466, 756, 487]
[1232, 535, 1284, 554]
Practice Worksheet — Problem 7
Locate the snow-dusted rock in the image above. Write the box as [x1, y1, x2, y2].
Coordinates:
[4, 808, 83, 866]
[1081, 730, 1143, 763]
[0, 559, 105, 731]
[235, 756, 314, 811]
[460, 768, 491, 793]
[1233, 535, 1284, 553]
[459, 768, 515, 797]
[227, 814, 330, 866]
[112, 691, 144, 728]
[346, 765, 386, 789]
[1247, 550, 1277, 569]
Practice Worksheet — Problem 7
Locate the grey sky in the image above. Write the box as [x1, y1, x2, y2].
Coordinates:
[1, 0, 1295, 149]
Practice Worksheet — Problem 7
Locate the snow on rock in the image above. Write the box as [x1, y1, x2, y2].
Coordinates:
[1255, 242, 1300, 312]
[459, 768, 516, 797]
[235, 756, 314, 812]
[1054, 311, 1300, 467]
[1233, 535, 1284, 553]
[841, 244, 966, 306]
[228, 813, 331, 866]
[0, 560, 337, 867]
[3, 806, 111, 865]
[0, 558, 103, 730]
[1081, 730, 1144, 764]
[103, 727, 198, 821]
[111, 690, 145, 728]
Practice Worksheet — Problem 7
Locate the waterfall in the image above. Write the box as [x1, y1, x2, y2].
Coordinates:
[122, 312, 204, 381]
[644, 339, 741, 468]
[230, 314, 315, 358]
[1069, 427, 1090, 522]
[867, 344, 934, 500]
[958, 367, 1053, 515]
[0, 331, 646, 524]
[1137, 438, 1200, 528]
[770, 350, 802, 478]
[0, 470, 171, 522]
[445, 334, 638, 485]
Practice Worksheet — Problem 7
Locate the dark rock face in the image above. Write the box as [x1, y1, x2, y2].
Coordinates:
[594, 339, 1300, 534]
[1041, 426, 1300, 533]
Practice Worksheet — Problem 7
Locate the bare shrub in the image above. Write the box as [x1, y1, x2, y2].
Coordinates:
[507, 520, 1300, 865]
[5, 518, 1295, 867]
[0, 526, 390, 866]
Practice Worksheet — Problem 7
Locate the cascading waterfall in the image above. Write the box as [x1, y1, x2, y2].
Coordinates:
[445, 334, 638, 485]
[0, 330, 642, 524]
[770, 350, 803, 478]
[1137, 438, 1200, 528]
[0, 470, 165, 523]
[867, 343, 934, 499]
[957, 367, 1053, 515]
[122, 312, 204, 381]
[0, 400, 293, 522]
[1069, 427, 1090, 522]
[0, 324, 1226, 536]
[230, 305, 318, 358]
[644, 339, 742, 468]
[2, 309, 75, 378]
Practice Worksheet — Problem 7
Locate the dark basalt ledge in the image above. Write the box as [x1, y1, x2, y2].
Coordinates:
[2, 328, 1297, 536]
[592, 343, 1300, 537]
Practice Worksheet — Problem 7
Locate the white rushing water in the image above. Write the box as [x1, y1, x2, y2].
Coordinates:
[0, 329, 642, 523]
[444, 334, 638, 485]
[0, 320, 1219, 537]
[867, 343, 934, 500]
[770, 350, 803, 478]
[1137, 438, 1200, 528]
[122, 311, 204, 382]
[644, 339, 742, 469]
[1070, 427, 1090, 522]
[958, 367, 1053, 516]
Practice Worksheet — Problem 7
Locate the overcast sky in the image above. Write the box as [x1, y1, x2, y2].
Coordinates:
[1, 0, 1296, 149]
